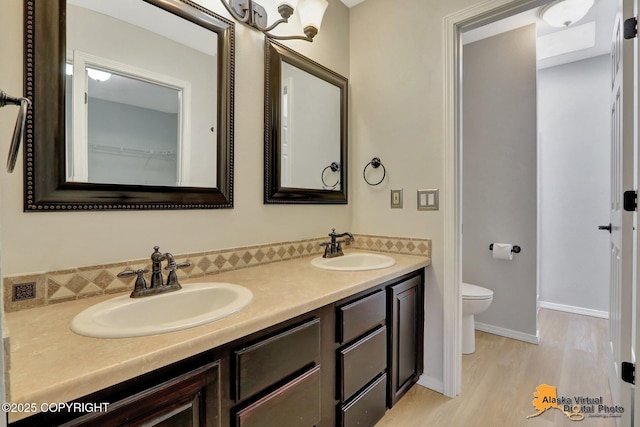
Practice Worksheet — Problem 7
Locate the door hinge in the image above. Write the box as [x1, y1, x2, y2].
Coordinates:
[624, 17, 638, 39]
[624, 190, 637, 211]
[622, 361, 635, 385]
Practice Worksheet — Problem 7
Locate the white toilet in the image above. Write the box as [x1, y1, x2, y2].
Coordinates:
[462, 282, 494, 354]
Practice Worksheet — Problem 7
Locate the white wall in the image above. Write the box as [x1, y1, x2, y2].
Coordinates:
[462, 25, 538, 338]
[538, 55, 611, 315]
[87, 99, 179, 186]
[0, 0, 350, 277]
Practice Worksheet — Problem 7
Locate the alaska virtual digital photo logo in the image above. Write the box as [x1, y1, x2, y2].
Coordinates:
[526, 384, 624, 421]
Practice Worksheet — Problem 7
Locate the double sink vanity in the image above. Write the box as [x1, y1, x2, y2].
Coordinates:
[6, 249, 430, 426]
[9, 0, 430, 425]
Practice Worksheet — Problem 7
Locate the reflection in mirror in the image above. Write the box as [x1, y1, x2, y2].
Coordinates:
[265, 39, 348, 204]
[85, 74, 181, 186]
[280, 61, 341, 190]
[66, 0, 217, 188]
[66, 63, 184, 186]
[24, 0, 234, 210]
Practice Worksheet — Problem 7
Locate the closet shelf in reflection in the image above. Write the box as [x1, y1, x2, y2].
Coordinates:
[88, 143, 177, 159]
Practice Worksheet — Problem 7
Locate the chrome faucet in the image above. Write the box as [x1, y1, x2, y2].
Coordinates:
[118, 246, 191, 298]
[320, 229, 354, 258]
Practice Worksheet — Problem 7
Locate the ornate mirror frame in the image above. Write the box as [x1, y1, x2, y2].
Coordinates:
[23, 0, 235, 211]
[264, 39, 348, 204]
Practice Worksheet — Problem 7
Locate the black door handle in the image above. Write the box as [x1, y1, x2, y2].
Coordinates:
[598, 223, 612, 233]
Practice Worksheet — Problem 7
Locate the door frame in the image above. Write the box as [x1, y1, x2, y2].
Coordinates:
[442, 0, 554, 397]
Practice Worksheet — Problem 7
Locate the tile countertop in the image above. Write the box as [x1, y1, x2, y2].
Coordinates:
[5, 251, 430, 423]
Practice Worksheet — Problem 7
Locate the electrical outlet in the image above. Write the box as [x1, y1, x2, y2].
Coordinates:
[391, 189, 403, 208]
[418, 189, 439, 211]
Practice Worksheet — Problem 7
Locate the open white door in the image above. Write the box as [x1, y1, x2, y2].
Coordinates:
[606, 0, 635, 425]
[634, 0, 640, 422]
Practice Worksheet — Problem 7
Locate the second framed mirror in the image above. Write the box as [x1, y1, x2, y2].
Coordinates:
[264, 39, 348, 204]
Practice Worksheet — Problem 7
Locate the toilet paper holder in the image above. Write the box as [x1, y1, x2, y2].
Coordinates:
[489, 243, 521, 254]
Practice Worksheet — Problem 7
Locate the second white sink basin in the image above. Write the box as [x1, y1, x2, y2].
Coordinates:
[70, 282, 253, 338]
[311, 252, 396, 271]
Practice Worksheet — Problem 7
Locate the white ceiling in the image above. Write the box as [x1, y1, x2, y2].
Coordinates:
[462, 0, 617, 69]
[340, 0, 367, 7]
[69, 0, 217, 56]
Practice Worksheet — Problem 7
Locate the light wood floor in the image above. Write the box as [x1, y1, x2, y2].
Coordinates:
[376, 309, 616, 426]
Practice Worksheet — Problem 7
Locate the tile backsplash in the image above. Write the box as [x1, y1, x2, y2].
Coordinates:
[3, 234, 431, 312]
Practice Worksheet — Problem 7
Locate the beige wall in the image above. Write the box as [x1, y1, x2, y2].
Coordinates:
[349, 0, 490, 387]
[0, 0, 350, 276]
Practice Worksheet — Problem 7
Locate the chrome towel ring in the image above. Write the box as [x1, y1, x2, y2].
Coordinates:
[363, 157, 386, 186]
[321, 162, 340, 189]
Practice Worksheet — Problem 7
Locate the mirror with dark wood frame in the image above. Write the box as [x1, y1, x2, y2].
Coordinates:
[24, 0, 234, 211]
[264, 39, 348, 204]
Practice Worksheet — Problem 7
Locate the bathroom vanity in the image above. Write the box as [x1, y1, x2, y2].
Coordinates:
[5, 252, 428, 426]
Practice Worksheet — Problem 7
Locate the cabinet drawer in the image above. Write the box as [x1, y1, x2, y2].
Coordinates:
[235, 365, 321, 427]
[339, 325, 387, 401]
[234, 317, 320, 401]
[337, 289, 386, 344]
[340, 372, 387, 427]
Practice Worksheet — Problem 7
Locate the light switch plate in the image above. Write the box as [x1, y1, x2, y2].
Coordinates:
[391, 189, 403, 208]
[418, 189, 439, 211]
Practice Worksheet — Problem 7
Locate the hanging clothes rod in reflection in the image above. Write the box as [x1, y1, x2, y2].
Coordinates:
[88, 143, 177, 158]
[1, 90, 31, 173]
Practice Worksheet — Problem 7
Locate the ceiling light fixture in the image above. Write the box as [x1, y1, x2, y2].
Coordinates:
[219, 0, 328, 42]
[539, 0, 595, 28]
[87, 68, 112, 82]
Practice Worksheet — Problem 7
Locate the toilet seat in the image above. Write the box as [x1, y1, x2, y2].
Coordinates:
[462, 282, 493, 300]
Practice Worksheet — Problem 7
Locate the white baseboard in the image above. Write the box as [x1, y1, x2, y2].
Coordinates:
[417, 374, 444, 394]
[538, 301, 609, 319]
[475, 322, 540, 345]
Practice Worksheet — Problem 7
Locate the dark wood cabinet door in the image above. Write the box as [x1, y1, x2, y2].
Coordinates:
[66, 360, 221, 427]
[388, 274, 424, 407]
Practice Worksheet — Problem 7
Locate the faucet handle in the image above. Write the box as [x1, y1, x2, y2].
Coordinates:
[162, 260, 190, 289]
[164, 261, 191, 271]
[118, 269, 149, 297]
[117, 268, 149, 279]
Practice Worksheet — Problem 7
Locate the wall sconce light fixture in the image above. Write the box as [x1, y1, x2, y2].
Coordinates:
[219, 0, 329, 41]
[539, 0, 595, 28]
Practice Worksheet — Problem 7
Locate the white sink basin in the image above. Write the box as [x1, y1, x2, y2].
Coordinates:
[311, 252, 396, 271]
[70, 282, 253, 338]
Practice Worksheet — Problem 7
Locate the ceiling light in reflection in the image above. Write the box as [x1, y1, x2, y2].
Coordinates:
[87, 68, 112, 82]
